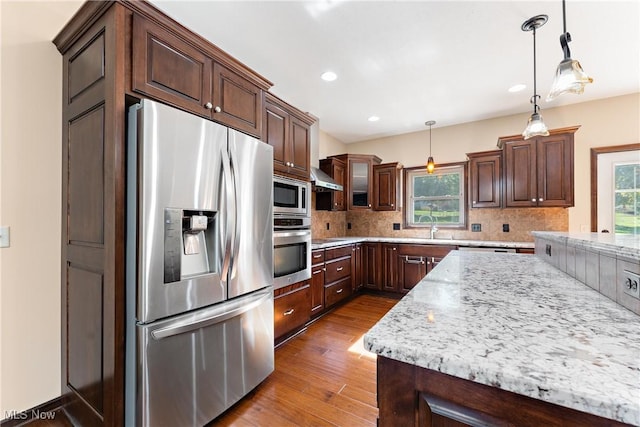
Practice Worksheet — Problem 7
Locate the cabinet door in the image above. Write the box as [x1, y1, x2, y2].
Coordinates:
[373, 163, 400, 211]
[362, 243, 381, 290]
[398, 256, 427, 293]
[310, 264, 325, 315]
[317, 158, 346, 211]
[382, 244, 399, 292]
[504, 140, 537, 207]
[212, 62, 263, 137]
[469, 151, 502, 208]
[536, 134, 574, 207]
[264, 100, 289, 174]
[351, 244, 362, 291]
[132, 14, 212, 118]
[274, 284, 311, 340]
[349, 159, 372, 209]
[288, 116, 311, 179]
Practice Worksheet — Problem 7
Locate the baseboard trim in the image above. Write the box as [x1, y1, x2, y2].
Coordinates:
[0, 396, 66, 426]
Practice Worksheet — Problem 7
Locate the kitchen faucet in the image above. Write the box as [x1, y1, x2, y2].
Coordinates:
[422, 214, 438, 239]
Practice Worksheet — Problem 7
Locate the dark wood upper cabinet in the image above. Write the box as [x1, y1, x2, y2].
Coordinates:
[329, 154, 382, 210]
[264, 93, 313, 180]
[373, 162, 402, 211]
[132, 13, 213, 118]
[467, 150, 502, 208]
[500, 126, 578, 208]
[316, 157, 346, 211]
[132, 13, 266, 138]
[212, 62, 263, 137]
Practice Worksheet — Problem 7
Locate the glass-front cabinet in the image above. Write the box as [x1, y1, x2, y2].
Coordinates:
[329, 154, 382, 210]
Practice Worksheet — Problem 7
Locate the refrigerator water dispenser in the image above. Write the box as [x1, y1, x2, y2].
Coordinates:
[164, 208, 217, 283]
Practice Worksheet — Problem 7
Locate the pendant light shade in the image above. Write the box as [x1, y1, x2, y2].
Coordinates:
[522, 110, 549, 140]
[546, 0, 593, 101]
[521, 15, 550, 140]
[425, 120, 436, 174]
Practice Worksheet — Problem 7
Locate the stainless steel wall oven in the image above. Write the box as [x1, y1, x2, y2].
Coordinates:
[273, 215, 311, 289]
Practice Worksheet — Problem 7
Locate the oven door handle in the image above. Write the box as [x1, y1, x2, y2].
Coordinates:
[274, 230, 311, 238]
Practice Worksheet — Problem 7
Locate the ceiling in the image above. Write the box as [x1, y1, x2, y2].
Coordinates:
[149, 0, 639, 143]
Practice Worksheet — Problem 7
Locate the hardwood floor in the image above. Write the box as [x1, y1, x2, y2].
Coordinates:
[212, 294, 398, 426]
[8, 294, 397, 427]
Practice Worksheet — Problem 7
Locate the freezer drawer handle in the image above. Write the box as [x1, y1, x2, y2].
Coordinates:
[150, 290, 271, 340]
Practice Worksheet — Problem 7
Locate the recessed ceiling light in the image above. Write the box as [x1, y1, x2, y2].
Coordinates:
[321, 71, 337, 82]
[508, 84, 527, 93]
[368, 116, 380, 122]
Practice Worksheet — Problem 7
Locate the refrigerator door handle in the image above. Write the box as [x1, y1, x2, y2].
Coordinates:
[220, 145, 234, 284]
[150, 289, 271, 340]
[229, 148, 240, 279]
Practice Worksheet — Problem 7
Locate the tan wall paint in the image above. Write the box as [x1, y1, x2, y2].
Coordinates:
[1, 0, 83, 415]
[319, 129, 348, 159]
[344, 93, 640, 232]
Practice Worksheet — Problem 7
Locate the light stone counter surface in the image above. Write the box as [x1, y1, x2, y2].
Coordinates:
[532, 231, 640, 261]
[311, 236, 535, 250]
[364, 251, 640, 425]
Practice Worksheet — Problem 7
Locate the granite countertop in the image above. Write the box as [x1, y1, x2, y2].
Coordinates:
[311, 236, 535, 250]
[364, 251, 640, 425]
[532, 231, 640, 261]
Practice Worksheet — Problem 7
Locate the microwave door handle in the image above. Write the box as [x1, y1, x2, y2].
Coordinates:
[220, 145, 233, 285]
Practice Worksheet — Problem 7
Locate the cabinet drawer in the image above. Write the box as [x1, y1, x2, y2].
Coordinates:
[311, 249, 325, 265]
[325, 245, 353, 260]
[325, 257, 351, 283]
[274, 284, 310, 339]
[324, 277, 352, 308]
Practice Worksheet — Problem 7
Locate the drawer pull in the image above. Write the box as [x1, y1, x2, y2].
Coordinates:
[336, 266, 344, 272]
[312, 269, 323, 275]
[283, 308, 295, 316]
[404, 256, 425, 265]
[336, 288, 343, 294]
[313, 254, 323, 258]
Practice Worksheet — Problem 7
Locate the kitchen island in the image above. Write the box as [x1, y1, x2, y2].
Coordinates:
[364, 251, 640, 426]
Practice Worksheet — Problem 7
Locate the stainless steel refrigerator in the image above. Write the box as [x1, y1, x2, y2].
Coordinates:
[125, 99, 274, 426]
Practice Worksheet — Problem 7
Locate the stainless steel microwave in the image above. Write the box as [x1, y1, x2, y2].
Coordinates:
[273, 175, 311, 216]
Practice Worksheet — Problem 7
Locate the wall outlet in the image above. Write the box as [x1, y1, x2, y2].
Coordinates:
[347, 222, 352, 230]
[393, 223, 401, 230]
[502, 224, 510, 232]
[0, 226, 9, 248]
[326, 223, 330, 230]
[471, 223, 481, 232]
[623, 270, 640, 300]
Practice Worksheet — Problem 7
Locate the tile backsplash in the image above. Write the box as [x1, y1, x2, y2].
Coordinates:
[311, 192, 568, 242]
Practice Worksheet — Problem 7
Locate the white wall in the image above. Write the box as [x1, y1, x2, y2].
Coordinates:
[345, 93, 640, 233]
[0, 0, 83, 415]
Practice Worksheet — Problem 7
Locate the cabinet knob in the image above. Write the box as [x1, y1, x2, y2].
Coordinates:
[214, 106, 222, 113]
[539, 198, 544, 202]
[472, 201, 476, 204]
[531, 198, 537, 202]
[204, 102, 213, 109]
[392, 247, 396, 251]
[368, 204, 372, 208]
[391, 203, 394, 207]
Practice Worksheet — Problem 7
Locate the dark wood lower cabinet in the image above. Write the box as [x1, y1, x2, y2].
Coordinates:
[363, 243, 382, 290]
[274, 283, 311, 342]
[378, 357, 628, 427]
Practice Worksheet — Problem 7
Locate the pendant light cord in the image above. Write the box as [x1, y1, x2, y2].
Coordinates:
[560, 0, 572, 59]
[532, 25, 540, 113]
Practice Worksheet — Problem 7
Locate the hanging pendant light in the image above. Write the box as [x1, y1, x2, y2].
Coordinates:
[547, 0, 593, 101]
[521, 15, 550, 140]
[425, 120, 436, 174]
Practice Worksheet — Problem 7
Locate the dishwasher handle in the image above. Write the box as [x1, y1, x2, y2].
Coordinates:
[151, 290, 271, 340]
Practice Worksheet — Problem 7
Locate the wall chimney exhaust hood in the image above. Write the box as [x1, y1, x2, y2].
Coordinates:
[310, 166, 343, 192]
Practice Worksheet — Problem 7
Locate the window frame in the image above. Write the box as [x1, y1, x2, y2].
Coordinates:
[403, 161, 468, 230]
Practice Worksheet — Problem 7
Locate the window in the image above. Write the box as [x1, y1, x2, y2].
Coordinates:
[404, 163, 466, 228]
[613, 162, 639, 234]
